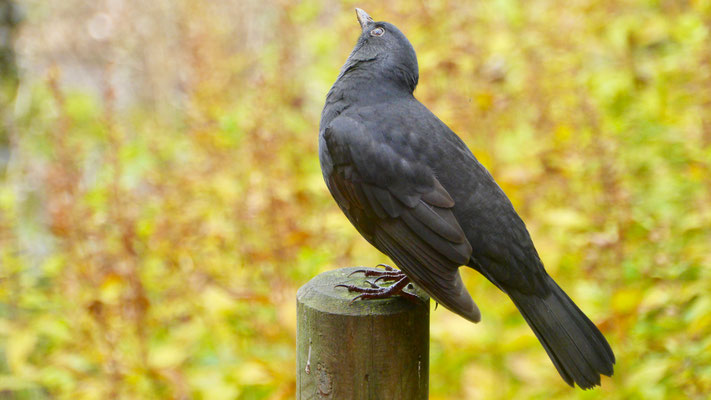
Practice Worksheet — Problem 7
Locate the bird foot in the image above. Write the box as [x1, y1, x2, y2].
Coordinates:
[348, 263, 407, 283]
[336, 275, 419, 304]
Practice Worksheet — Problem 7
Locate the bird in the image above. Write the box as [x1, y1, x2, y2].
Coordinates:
[318, 8, 615, 389]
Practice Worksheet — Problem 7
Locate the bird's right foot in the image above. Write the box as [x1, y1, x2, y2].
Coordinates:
[348, 263, 406, 283]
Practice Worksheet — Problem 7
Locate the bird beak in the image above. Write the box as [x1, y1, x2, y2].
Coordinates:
[355, 8, 374, 29]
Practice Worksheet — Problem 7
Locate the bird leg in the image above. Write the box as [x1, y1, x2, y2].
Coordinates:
[336, 275, 419, 304]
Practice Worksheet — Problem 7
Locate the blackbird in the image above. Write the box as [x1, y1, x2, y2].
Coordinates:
[318, 8, 615, 389]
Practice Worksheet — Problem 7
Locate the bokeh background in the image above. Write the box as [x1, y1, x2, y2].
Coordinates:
[1, 0, 710, 399]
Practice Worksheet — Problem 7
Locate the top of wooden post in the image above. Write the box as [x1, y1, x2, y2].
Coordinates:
[297, 267, 429, 316]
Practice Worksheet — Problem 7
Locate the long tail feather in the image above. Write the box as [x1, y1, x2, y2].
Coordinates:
[507, 276, 615, 389]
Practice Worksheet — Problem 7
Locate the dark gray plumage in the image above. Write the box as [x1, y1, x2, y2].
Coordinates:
[318, 9, 615, 389]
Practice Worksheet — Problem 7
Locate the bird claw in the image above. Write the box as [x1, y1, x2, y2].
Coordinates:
[348, 267, 371, 277]
[349, 294, 367, 304]
[375, 263, 396, 271]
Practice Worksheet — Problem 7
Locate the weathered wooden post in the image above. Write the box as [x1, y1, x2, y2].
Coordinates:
[296, 267, 429, 399]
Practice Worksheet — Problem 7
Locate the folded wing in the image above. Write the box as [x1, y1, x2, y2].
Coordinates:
[322, 115, 480, 322]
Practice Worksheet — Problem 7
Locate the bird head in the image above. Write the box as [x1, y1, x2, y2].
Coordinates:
[342, 8, 419, 93]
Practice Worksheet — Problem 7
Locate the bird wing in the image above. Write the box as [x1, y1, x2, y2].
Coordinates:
[322, 115, 481, 322]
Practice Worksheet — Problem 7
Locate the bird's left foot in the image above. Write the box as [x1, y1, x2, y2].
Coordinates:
[336, 274, 418, 304]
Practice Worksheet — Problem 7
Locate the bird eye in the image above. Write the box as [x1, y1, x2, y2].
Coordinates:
[370, 27, 385, 37]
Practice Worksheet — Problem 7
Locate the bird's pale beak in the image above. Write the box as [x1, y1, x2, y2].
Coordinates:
[355, 8, 374, 29]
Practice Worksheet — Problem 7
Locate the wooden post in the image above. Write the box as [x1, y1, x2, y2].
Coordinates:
[296, 267, 430, 399]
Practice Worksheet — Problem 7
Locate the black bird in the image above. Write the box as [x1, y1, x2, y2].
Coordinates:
[319, 8, 615, 389]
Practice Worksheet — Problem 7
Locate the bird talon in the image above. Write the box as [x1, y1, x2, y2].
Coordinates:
[348, 268, 370, 277]
[375, 263, 395, 271]
[349, 294, 366, 304]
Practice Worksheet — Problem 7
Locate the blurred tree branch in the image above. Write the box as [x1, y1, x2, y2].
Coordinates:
[1, 0, 20, 173]
[0, 0, 19, 82]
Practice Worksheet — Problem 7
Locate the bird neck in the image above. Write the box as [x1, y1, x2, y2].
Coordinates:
[320, 73, 412, 130]
[320, 56, 417, 130]
[336, 63, 414, 99]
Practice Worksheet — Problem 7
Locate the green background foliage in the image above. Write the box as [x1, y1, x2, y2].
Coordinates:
[1, 0, 710, 398]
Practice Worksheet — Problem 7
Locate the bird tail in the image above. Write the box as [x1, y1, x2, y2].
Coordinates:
[507, 276, 615, 389]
